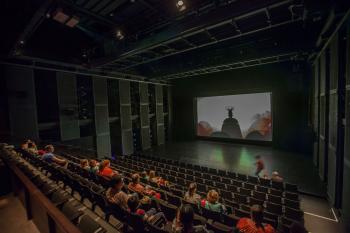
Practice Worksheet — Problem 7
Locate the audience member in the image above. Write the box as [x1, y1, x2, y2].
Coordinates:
[88, 159, 99, 174]
[201, 190, 226, 213]
[290, 222, 308, 233]
[140, 171, 149, 180]
[271, 171, 283, 182]
[99, 160, 117, 177]
[236, 205, 275, 233]
[128, 193, 165, 222]
[184, 183, 201, 204]
[80, 159, 90, 170]
[20, 139, 30, 149]
[42, 145, 66, 166]
[106, 175, 129, 210]
[172, 204, 209, 233]
[26, 142, 38, 155]
[149, 170, 168, 186]
[128, 173, 145, 193]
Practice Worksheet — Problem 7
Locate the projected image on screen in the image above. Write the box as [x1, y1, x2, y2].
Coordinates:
[197, 93, 272, 141]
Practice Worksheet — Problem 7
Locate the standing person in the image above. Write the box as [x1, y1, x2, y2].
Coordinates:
[236, 205, 275, 233]
[254, 155, 265, 177]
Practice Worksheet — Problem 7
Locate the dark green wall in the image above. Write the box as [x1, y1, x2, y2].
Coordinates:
[171, 62, 312, 154]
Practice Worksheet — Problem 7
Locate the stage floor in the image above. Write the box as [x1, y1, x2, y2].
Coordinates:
[145, 140, 326, 196]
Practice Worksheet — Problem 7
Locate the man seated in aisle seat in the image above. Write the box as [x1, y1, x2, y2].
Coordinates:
[236, 204, 276, 233]
[99, 159, 118, 178]
[42, 145, 67, 166]
[271, 171, 283, 183]
[106, 175, 129, 210]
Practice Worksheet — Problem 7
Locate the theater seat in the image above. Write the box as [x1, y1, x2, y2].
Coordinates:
[77, 215, 107, 233]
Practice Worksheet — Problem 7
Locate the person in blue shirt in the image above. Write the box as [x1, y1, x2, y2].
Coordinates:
[42, 145, 66, 165]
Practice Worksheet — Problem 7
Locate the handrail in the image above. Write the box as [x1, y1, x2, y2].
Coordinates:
[8, 162, 82, 233]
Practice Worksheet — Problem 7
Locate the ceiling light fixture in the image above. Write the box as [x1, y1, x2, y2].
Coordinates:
[176, 0, 186, 11]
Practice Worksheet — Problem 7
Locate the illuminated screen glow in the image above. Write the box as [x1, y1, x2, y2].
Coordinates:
[196, 92, 272, 141]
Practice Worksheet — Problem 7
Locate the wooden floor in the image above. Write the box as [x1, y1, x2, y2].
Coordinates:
[145, 140, 326, 196]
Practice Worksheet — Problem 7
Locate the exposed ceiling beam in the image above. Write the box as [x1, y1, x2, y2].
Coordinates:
[10, 0, 53, 56]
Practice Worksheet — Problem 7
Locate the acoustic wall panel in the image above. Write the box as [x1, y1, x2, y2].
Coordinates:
[327, 35, 339, 205]
[139, 83, 150, 150]
[313, 61, 320, 167]
[342, 30, 350, 230]
[318, 52, 329, 181]
[6, 65, 39, 139]
[56, 72, 80, 141]
[93, 78, 111, 158]
[119, 80, 133, 154]
[155, 85, 164, 145]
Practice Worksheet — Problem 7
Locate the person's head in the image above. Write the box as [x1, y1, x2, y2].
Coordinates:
[27, 142, 34, 149]
[207, 190, 219, 204]
[131, 173, 140, 184]
[178, 204, 194, 232]
[100, 160, 110, 171]
[251, 205, 264, 226]
[290, 222, 308, 233]
[149, 170, 156, 179]
[89, 159, 97, 167]
[255, 155, 261, 160]
[272, 171, 279, 177]
[188, 183, 197, 196]
[140, 171, 147, 178]
[80, 159, 88, 168]
[109, 175, 124, 190]
[127, 194, 139, 213]
[45, 145, 54, 153]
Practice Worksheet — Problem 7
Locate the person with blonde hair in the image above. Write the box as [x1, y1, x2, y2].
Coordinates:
[271, 171, 283, 183]
[80, 159, 90, 170]
[88, 159, 99, 174]
[128, 173, 145, 193]
[201, 190, 226, 213]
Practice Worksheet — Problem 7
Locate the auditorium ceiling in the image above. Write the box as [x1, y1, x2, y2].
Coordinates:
[0, 0, 348, 82]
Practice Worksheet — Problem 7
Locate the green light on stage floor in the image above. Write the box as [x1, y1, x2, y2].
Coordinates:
[212, 148, 224, 163]
[239, 148, 253, 168]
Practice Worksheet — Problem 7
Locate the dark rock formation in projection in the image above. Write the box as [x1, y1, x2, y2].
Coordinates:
[220, 107, 243, 139]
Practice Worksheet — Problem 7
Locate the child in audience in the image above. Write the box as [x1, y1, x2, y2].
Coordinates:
[201, 190, 226, 214]
[80, 159, 90, 170]
[128, 194, 165, 222]
[88, 159, 99, 174]
[172, 204, 209, 233]
[140, 171, 149, 180]
[42, 145, 67, 166]
[184, 183, 201, 204]
[128, 173, 145, 193]
[236, 205, 275, 233]
[99, 159, 117, 177]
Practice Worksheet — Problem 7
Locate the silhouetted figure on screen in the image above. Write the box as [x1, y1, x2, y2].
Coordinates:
[221, 107, 243, 139]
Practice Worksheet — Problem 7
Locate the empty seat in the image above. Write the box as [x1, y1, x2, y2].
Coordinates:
[266, 202, 283, 215]
[61, 202, 84, 222]
[259, 178, 271, 187]
[206, 221, 234, 233]
[167, 193, 182, 206]
[285, 183, 298, 193]
[284, 198, 300, 209]
[285, 207, 304, 222]
[285, 192, 299, 201]
[267, 194, 282, 205]
[77, 215, 106, 233]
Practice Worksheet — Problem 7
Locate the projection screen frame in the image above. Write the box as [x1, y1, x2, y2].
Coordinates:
[194, 91, 273, 146]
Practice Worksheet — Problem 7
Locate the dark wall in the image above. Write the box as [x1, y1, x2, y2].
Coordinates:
[172, 62, 312, 154]
[0, 65, 10, 140]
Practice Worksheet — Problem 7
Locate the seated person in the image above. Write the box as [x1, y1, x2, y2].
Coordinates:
[128, 173, 145, 193]
[290, 222, 308, 233]
[201, 190, 226, 213]
[80, 159, 90, 170]
[140, 171, 149, 180]
[20, 139, 30, 150]
[99, 160, 117, 178]
[42, 145, 66, 166]
[236, 204, 275, 233]
[149, 170, 168, 186]
[26, 142, 38, 155]
[128, 193, 165, 222]
[172, 204, 209, 233]
[88, 159, 99, 174]
[184, 183, 201, 204]
[106, 175, 129, 210]
[271, 171, 283, 183]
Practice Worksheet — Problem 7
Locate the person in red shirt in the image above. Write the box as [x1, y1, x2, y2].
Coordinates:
[254, 155, 265, 177]
[99, 160, 117, 178]
[236, 205, 276, 233]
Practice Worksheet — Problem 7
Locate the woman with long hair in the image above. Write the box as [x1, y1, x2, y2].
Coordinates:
[184, 183, 201, 204]
[236, 205, 275, 233]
